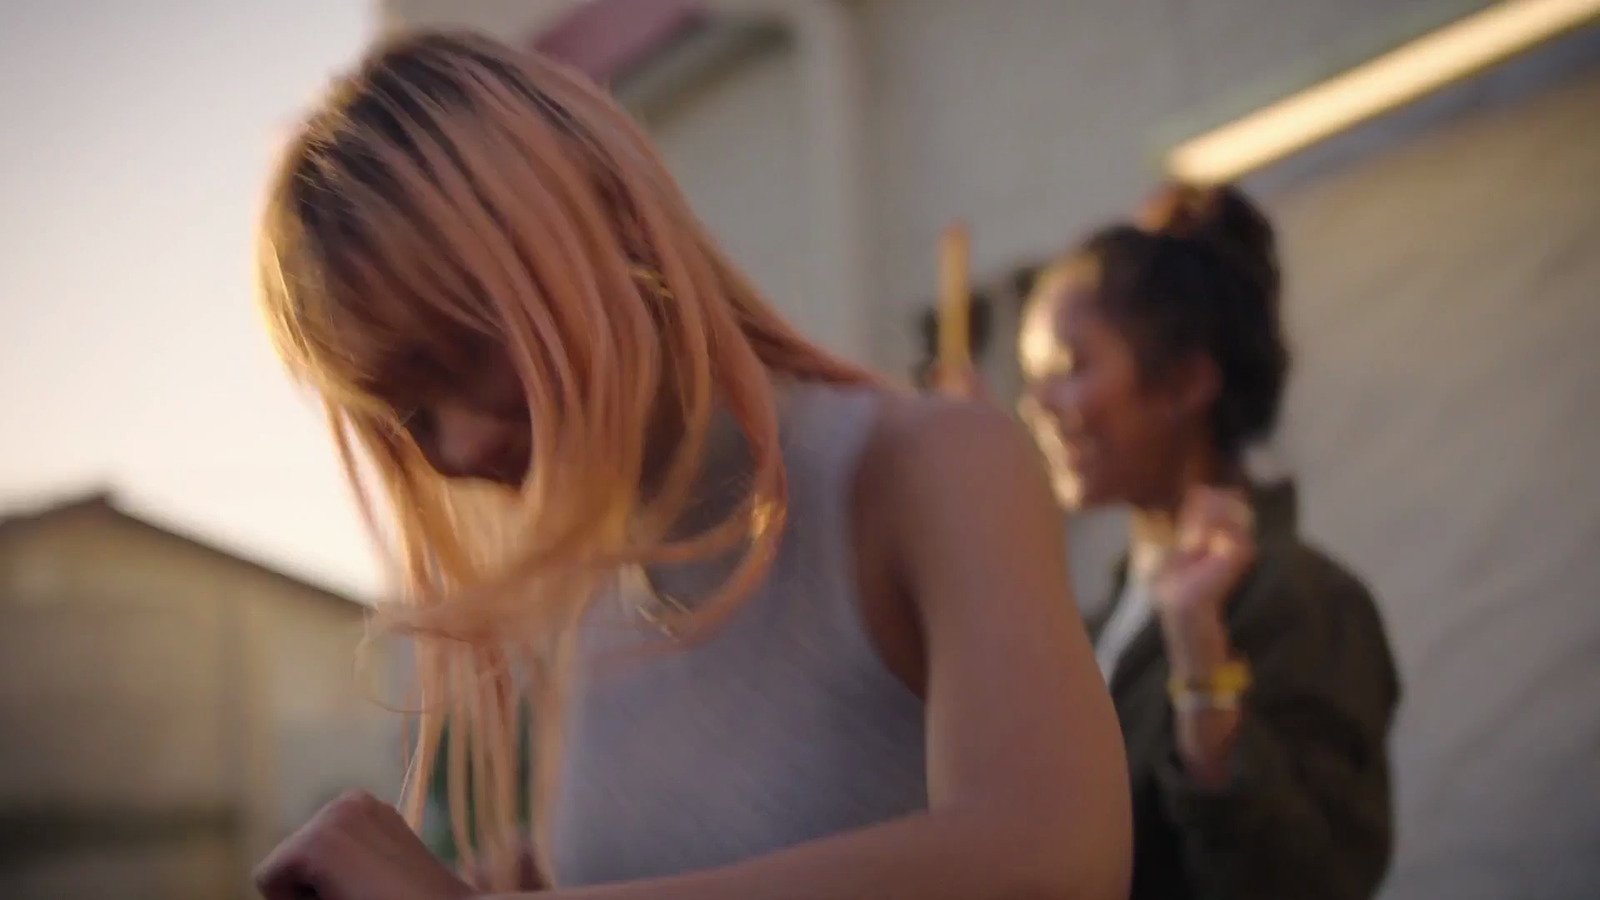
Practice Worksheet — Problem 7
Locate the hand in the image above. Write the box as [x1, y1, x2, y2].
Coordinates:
[254, 791, 476, 900]
[1152, 487, 1256, 678]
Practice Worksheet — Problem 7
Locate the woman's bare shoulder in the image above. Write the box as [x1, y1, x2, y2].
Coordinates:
[858, 392, 1043, 483]
[850, 391, 1059, 566]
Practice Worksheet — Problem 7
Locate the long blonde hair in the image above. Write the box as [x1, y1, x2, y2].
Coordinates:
[256, 30, 874, 885]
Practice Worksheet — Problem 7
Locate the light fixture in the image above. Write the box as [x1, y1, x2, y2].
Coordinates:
[1167, 0, 1600, 184]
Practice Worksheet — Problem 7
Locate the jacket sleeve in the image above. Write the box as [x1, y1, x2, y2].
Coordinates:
[1152, 553, 1401, 900]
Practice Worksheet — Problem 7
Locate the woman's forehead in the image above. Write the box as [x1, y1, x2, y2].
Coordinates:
[1023, 260, 1098, 332]
[1020, 265, 1074, 374]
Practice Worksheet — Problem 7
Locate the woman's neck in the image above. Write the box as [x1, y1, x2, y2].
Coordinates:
[1129, 508, 1178, 554]
[1131, 440, 1245, 530]
[637, 377, 776, 542]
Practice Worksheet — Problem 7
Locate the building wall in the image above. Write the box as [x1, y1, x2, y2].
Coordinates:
[0, 538, 230, 812]
[628, 0, 1492, 375]
[0, 505, 404, 899]
[644, 40, 828, 350]
[382, 0, 580, 39]
[3, 834, 237, 900]
[1264, 64, 1600, 900]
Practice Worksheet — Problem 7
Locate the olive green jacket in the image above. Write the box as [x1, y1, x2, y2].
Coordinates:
[1091, 482, 1401, 900]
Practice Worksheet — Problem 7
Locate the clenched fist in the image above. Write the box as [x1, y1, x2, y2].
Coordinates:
[254, 791, 476, 900]
[1153, 486, 1256, 679]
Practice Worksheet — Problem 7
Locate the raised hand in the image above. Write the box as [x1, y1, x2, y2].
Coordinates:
[1152, 486, 1256, 679]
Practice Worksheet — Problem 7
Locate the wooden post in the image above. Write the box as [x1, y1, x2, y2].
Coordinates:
[937, 221, 972, 370]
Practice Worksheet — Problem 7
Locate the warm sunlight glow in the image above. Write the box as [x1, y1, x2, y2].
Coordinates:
[1168, 0, 1600, 183]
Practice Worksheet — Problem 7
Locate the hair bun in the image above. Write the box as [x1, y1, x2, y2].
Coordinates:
[1139, 181, 1281, 306]
[1139, 182, 1219, 238]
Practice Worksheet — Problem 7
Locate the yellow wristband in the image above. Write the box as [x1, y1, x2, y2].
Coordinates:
[1172, 691, 1244, 713]
[1168, 659, 1253, 704]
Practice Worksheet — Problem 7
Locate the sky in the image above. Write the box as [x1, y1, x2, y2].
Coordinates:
[1, 1, 382, 596]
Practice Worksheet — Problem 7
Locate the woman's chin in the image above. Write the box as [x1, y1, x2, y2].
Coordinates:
[1049, 469, 1086, 511]
[1055, 468, 1121, 513]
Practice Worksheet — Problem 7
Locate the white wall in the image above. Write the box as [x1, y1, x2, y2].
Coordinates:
[0, 0, 381, 597]
[1267, 63, 1600, 900]
[637, 0, 1493, 375]
[645, 42, 828, 350]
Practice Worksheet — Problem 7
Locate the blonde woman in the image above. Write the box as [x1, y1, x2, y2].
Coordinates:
[252, 31, 1129, 900]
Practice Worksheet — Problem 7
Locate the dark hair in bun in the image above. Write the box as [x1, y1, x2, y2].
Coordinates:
[1069, 182, 1289, 459]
